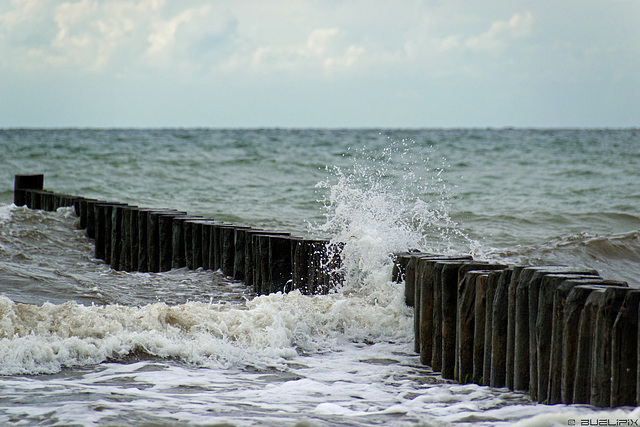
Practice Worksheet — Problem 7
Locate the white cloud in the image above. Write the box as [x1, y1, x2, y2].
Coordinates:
[465, 12, 533, 53]
[0, 1, 636, 91]
[305, 28, 339, 57]
[147, 5, 210, 57]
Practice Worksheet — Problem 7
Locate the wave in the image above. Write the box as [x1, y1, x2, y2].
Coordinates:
[0, 287, 413, 375]
[484, 230, 640, 286]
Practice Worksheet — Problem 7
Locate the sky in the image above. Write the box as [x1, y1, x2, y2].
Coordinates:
[1, 0, 639, 128]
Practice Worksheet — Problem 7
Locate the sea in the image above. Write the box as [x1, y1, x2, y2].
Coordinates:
[1, 128, 639, 426]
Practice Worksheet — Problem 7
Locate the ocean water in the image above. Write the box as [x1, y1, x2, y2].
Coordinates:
[1, 128, 639, 426]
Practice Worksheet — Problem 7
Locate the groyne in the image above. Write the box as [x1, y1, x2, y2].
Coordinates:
[393, 252, 636, 408]
[14, 174, 638, 408]
[13, 174, 342, 296]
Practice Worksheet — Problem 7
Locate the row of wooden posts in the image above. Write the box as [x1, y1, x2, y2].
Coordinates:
[13, 174, 342, 296]
[392, 252, 637, 408]
[14, 175, 638, 409]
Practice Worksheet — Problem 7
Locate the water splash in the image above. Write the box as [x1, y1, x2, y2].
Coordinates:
[312, 137, 479, 299]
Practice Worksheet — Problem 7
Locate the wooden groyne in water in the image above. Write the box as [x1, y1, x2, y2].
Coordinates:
[13, 174, 342, 296]
[14, 174, 638, 408]
[392, 252, 637, 408]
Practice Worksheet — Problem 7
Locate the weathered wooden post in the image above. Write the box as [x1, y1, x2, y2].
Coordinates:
[137, 208, 172, 272]
[269, 235, 294, 293]
[513, 266, 535, 392]
[548, 278, 623, 404]
[490, 268, 514, 388]
[417, 257, 438, 366]
[255, 234, 271, 294]
[407, 254, 422, 352]
[183, 219, 196, 270]
[42, 191, 55, 211]
[305, 239, 330, 295]
[590, 286, 631, 407]
[14, 174, 44, 207]
[573, 286, 607, 404]
[455, 270, 486, 383]
[455, 265, 506, 384]
[404, 255, 420, 308]
[525, 266, 598, 400]
[95, 203, 114, 262]
[73, 197, 83, 217]
[157, 212, 186, 272]
[233, 227, 250, 280]
[537, 273, 601, 403]
[611, 290, 640, 407]
[440, 261, 494, 379]
[243, 229, 265, 286]
[170, 215, 202, 269]
[483, 270, 503, 386]
[81, 199, 99, 237]
[220, 225, 238, 276]
[22, 189, 38, 209]
[120, 206, 138, 271]
[185, 219, 217, 270]
[292, 238, 310, 293]
[505, 266, 525, 390]
[110, 204, 125, 270]
[411, 253, 443, 355]
[145, 209, 176, 272]
[473, 273, 489, 385]
[431, 261, 447, 372]
[190, 220, 204, 269]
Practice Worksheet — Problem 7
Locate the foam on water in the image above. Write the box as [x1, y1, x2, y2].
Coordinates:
[0, 288, 417, 376]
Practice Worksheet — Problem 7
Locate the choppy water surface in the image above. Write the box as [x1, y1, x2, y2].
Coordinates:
[1, 128, 639, 426]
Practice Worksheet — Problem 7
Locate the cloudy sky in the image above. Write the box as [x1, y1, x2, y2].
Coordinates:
[1, 0, 638, 128]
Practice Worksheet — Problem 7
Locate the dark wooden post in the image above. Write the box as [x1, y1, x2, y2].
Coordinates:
[537, 273, 601, 403]
[590, 286, 630, 407]
[14, 174, 44, 206]
[524, 266, 598, 400]
[490, 268, 514, 388]
[611, 290, 640, 407]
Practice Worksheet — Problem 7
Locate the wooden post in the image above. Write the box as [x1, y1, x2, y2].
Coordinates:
[121, 206, 138, 271]
[306, 240, 330, 295]
[292, 238, 310, 293]
[233, 228, 250, 280]
[408, 254, 423, 352]
[483, 270, 502, 386]
[548, 278, 623, 404]
[473, 273, 489, 385]
[506, 266, 525, 390]
[524, 266, 599, 400]
[454, 265, 506, 383]
[591, 286, 630, 407]
[611, 290, 640, 407]
[537, 273, 601, 403]
[573, 287, 608, 404]
[269, 235, 294, 293]
[440, 261, 496, 379]
[95, 203, 113, 262]
[490, 268, 513, 388]
[170, 215, 202, 269]
[137, 208, 172, 272]
[110, 204, 125, 270]
[455, 270, 485, 383]
[14, 174, 44, 206]
[417, 255, 470, 367]
[157, 212, 186, 272]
